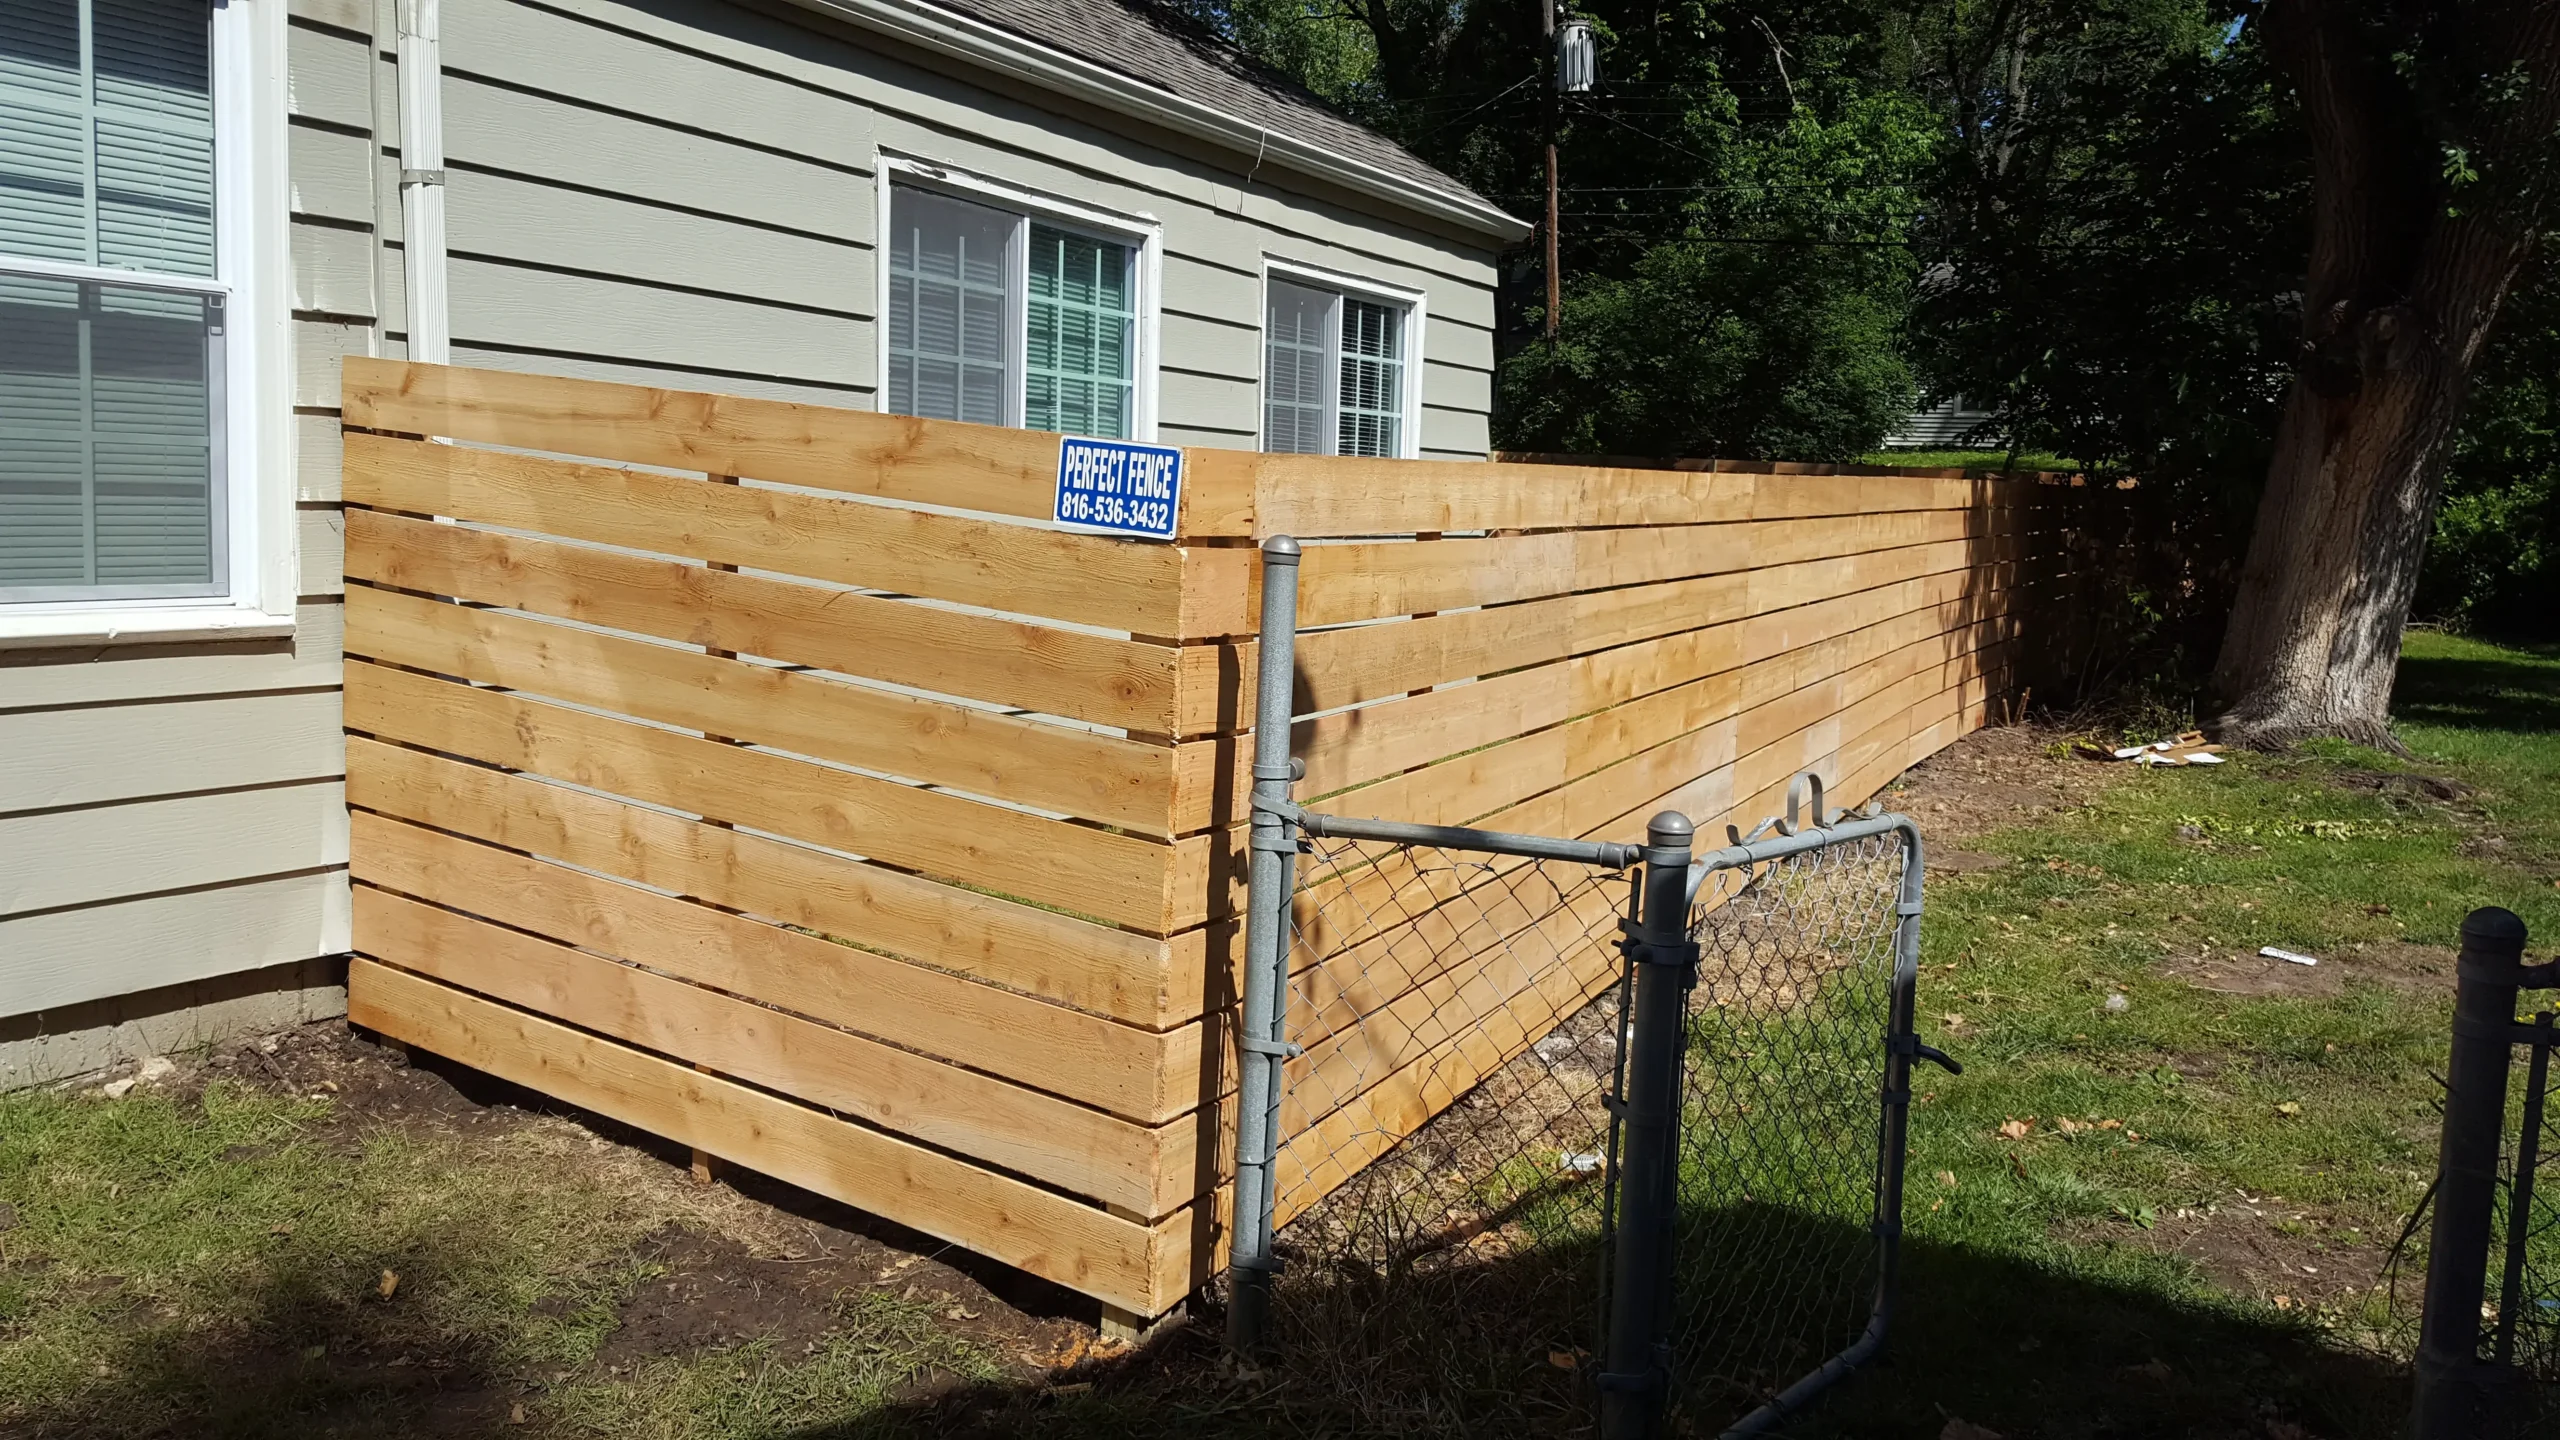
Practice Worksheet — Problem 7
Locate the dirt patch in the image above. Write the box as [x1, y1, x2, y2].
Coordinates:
[2330, 769, 2473, 806]
[1879, 723, 2124, 846]
[2065, 1198, 2394, 1316]
[2158, 942, 2457, 999]
[594, 1221, 1092, 1385]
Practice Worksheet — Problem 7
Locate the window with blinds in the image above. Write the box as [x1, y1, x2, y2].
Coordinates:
[1261, 278, 1409, 458]
[0, 0, 226, 602]
[1025, 224, 1133, 439]
[883, 185, 1138, 441]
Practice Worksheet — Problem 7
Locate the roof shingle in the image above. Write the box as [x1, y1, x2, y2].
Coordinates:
[920, 0, 1507, 220]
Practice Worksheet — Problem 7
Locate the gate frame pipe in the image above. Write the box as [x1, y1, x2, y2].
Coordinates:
[2409, 905, 2532, 1440]
[1226, 535, 1300, 1355]
[1599, 810, 1697, 1440]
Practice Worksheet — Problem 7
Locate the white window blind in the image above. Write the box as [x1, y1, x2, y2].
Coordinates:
[0, 0, 224, 602]
[885, 186, 1013, 428]
[885, 185, 1142, 441]
[1025, 222, 1133, 439]
[1262, 278, 1409, 458]
[1263, 279, 1330, 456]
[1338, 297, 1403, 458]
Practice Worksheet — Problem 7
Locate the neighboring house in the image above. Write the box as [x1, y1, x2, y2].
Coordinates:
[1882, 394, 2002, 451]
[0, 0, 1527, 1086]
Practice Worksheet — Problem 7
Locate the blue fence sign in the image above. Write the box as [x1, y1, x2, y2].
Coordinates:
[1054, 436, 1182, 541]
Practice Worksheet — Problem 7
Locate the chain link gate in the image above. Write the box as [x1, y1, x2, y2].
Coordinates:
[1224, 536, 1957, 1437]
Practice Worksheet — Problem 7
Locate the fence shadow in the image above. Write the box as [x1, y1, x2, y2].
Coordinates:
[789, 1211, 2412, 1440]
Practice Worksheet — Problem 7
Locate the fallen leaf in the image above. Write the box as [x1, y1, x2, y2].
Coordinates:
[2098, 1119, 2124, 1130]
[378, 1270, 400, 1300]
[947, 1306, 980, 1321]
[2275, 1101, 2302, 1118]
[269, 1220, 295, 1236]
[508, 1403, 527, 1425]
[2271, 1295, 2293, 1310]
[1997, 1118, 2031, 1141]
[2056, 1117, 2083, 1134]
[1942, 1013, 1965, 1027]
[1547, 1349, 1578, 1370]
[1936, 1170, 1958, 1188]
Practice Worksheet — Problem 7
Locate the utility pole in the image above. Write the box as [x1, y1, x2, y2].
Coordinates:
[1543, 0, 1560, 340]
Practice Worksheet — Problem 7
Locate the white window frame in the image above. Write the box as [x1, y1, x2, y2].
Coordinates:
[873, 154, 1162, 442]
[0, 0, 293, 649]
[1258, 256, 1427, 460]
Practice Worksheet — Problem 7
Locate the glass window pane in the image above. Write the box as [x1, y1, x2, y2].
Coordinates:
[0, 0, 214, 274]
[1338, 296, 1403, 458]
[886, 187, 1014, 428]
[0, 269, 221, 597]
[1263, 279, 1331, 455]
[1026, 223, 1133, 438]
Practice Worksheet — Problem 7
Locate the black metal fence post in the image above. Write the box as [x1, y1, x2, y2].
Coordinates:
[2411, 905, 2533, 1440]
[1600, 810, 1698, 1440]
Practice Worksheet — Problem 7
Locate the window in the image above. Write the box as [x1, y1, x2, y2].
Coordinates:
[1263, 275, 1415, 458]
[883, 180, 1142, 440]
[1, 0, 231, 603]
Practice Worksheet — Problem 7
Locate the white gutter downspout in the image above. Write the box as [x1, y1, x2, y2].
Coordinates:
[395, 0, 450, 363]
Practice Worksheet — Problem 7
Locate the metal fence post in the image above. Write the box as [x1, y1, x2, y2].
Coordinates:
[1226, 534, 1301, 1355]
[1600, 810, 1697, 1439]
[2411, 905, 2532, 1440]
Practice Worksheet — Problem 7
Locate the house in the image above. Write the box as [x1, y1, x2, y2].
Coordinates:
[0, 0, 1527, 1087]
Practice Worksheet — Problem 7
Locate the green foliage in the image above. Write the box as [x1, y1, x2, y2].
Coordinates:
[2418, 256, 2560, 638]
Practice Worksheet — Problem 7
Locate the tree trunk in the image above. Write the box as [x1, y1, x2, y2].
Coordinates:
[2208, 314, 2483, 751]
[2208, 0, 2554, 749]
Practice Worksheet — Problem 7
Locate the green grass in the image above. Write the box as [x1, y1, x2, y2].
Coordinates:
[1859, 448, 2081, 473]
[5, 634, 2556, 1438]
[0, 1081, 991, 1438]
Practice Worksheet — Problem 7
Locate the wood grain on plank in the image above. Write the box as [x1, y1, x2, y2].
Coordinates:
[348, 811, 1191, 1122]
[342, 358, 1061, 521]
[342, 660, 1181, 931]
[342, 431, 1188, 634]
[355, 885, 1171, 1211]
[345, 585, 1179, 835]
[347, 960, 1165, 1312]
[345, 509, 1185, 733]
[344, 739, 1178, 1028]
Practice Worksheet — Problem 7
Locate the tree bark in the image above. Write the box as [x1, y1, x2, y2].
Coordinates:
[2209, 0, 2555, 749]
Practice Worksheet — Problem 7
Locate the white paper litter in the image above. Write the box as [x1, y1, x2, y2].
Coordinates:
[2260, 946, 2321, 967]
[2185, 753, 2226, 765]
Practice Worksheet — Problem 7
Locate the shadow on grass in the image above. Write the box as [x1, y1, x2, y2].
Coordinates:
[2395, 645, 2560, 737]
[3, 1247, 523, 1440]
[784, 1209, 2413, 1440]
[0, 1173, 2414, 1440]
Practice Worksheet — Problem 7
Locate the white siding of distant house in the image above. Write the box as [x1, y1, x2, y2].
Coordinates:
[1884, 395, 2001, 450]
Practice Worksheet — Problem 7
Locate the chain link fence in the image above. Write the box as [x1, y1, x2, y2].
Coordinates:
[1674, 827, 1915, 1432]
[2494, 1011, 2560, 1435]
[1256, 832, 1639, 1429]
[1223, 535, 1943, 1436]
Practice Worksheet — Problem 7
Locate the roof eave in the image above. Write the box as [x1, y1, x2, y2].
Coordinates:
[781, 0, 1535, 244]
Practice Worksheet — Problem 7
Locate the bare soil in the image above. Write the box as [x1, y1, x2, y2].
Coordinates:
[2158, 940, 2458, 999]
[1878, 722, 2122, 852]
[2065, 1197, 2395, 1318]
[72, 1022, 1123, 1425]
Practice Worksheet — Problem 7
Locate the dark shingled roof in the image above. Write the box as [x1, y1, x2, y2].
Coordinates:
[921, 0, 1506, 218]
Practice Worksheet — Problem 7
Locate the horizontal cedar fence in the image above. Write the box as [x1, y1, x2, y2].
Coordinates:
[338, 360, 2071, 1321]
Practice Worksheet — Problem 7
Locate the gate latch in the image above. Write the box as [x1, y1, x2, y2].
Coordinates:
[1891, 1032, 1964, 1075]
